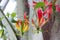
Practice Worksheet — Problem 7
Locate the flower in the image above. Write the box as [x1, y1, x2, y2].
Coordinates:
[16, 20, 22, 31]
[32, 0, 60, 33]
[37, 8, 42, 20]
[56, 5, 60, 12]
[33, 1, 37, 7]
[23, 12, 29, 32]
[44, 0, 48, 6]
[23, 22, 29, 32]
[15, 12, 29, 35]
[32, 19, 36, 27]
[37, 8, 43, 26]
[24, 12, 27, 20]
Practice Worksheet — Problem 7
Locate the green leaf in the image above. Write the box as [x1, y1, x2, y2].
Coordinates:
[0, 17, 4, 21]
[0, 21, 6, 28]
[11, 19, 16, 23]
[52, 5, 56, 12]
[39, 29, 44, 32]
[34, 2, 45, 9]
[0, 30, 4, 38]
[11, 12, 16, 18]
[3, 34, 6, 40]
[6, 12, 10, 17]
[21, 20, 25, 36]
[0, 19, 3, 27]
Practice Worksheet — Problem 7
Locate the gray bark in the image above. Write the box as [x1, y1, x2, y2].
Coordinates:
[50, 12, 60, 40]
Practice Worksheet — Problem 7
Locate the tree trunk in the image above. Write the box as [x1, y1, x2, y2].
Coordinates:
[50, 12, 60, 40]
[42, 12, 60, 40]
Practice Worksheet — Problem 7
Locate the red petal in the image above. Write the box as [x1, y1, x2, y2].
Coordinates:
[44, 0, 47, 2]
[56, 5, 60, 12]
[41, 18, 44, 24]
[41, 18, 45, 26]
[48, 2, 53, 7]
[33, 1, 37, 7]
[44, 0, 48, 6]
[32, 19, 35, 24]
[43, 6, 52, 19]
[37, 8, 43, 20]
[24, 12, 27, 19]
[47, 7, 52, 19]
[49, 6, 52, 14]
[33, 1, 37, 4]
[32, 19, 36, 27]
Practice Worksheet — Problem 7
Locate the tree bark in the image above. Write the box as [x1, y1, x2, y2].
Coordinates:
[42, 12, 60, 40]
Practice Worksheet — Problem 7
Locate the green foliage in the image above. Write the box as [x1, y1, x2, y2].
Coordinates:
[52, 5, 56, 13]
[0, 21, 4, 28]
[6, 12, 16, 18]
[34, 2, 45, 9]
[21, 21, 24, 36]
[0, 30, 4, 38]
[11, 19, 16, 23]
[6, 12, 17, 23]
[3, 34, 6, 40]
[0, 17, 4, 21]
[0, 17, 6, 28]
[6, 13, 10, 17]
[11, 12, 16, 18]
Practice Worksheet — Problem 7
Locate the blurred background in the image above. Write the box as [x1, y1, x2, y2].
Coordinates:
[0, 0, 60, 40]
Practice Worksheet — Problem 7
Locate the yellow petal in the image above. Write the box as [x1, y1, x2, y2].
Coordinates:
[16, 23, 20, 31]
[23, 24, 29, 32]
